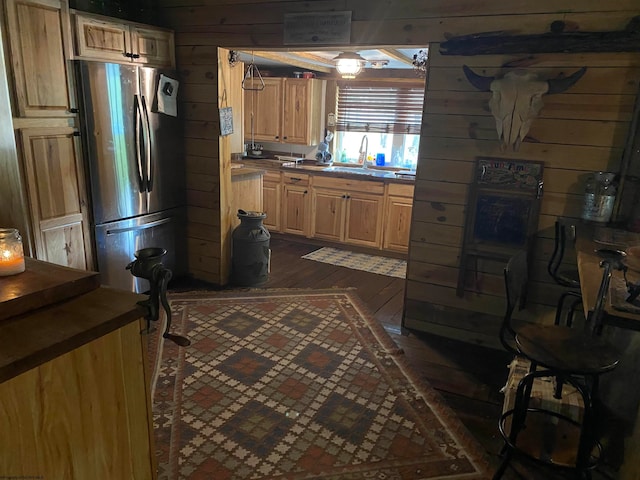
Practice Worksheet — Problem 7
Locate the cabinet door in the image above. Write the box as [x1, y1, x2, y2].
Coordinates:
[282, 79, 311, 144]
[20, 127, 91, 269]
[282, 184, 309, 236]
[0, 319, 155, 479]
[263, 175, 281, 232]
[5, 0, 74, 117]
[344, 192, 384, 248]
[383, 195, 413, 252]
[311, 188, 344, 242]
[74, 14, 131, 63]
[245, 78, 282, 143]
[130, 26, 175, 67]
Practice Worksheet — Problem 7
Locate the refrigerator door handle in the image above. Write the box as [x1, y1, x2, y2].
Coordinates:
[106, 217, 172, 235]
[133, 94, 147, 192]
[141, 95, 153, 192]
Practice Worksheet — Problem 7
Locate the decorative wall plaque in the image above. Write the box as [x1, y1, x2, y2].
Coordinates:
[284, 11, 352, 45]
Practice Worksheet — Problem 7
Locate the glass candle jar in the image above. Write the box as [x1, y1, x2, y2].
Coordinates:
[0, 228, 25, 276]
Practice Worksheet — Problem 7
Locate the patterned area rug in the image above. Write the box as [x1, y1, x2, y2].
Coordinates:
[150, 289, 489, 479]
[301, 247, 407, 278]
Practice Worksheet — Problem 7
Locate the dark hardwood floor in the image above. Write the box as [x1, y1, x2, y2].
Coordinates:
[171, 234, 619, 480]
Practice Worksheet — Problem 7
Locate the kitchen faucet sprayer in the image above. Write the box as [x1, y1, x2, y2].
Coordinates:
[358, 135, 369, 168]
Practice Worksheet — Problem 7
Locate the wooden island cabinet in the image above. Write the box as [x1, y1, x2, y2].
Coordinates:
[0, 259, 156, 479]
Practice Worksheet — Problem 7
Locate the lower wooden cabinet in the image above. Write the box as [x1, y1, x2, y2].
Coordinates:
[281, 172, 310, 236]
[262, 170, 281, 232]
[311, 177, 384, 249]
[383, 183, 414, 253]
[19, 127, 92, 269]
[0, 319, 155, 479]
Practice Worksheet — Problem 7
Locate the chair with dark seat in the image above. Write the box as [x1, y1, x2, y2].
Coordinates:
[548, 219, 583, 327]
[494, 250, 621, 480]
[548, 219, 581, 288]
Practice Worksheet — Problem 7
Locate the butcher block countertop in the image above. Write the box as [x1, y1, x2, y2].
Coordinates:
[0, 258, 146, 383]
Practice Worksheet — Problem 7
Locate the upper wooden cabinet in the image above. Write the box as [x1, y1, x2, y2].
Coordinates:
[4, 0, 76, 117]
[244, 78, 325, 145]
[244, 78, 282, 144]
[73, 12, 175, 67]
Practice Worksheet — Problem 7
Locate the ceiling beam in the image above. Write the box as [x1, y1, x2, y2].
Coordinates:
[378, 48, 416, 66]
[240, 50, 332, 74]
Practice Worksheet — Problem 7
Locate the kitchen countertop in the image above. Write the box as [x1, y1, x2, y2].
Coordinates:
[235, 158, 415, 184]
[231, 166, 266, 180]
[0, 258, 147, 384]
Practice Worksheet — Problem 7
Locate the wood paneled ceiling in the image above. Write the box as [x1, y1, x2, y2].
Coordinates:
[237, 48, 424, 74]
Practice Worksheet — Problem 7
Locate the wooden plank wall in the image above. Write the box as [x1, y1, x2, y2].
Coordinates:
[407, 49, 640, 347]
[157, 0, 640, 345]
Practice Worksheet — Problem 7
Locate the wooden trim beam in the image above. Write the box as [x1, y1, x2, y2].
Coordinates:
[240, 50, 333, 73]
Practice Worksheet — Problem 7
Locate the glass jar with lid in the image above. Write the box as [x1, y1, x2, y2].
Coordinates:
[581, 171, 617, 223]
[0, 228, 25, 276]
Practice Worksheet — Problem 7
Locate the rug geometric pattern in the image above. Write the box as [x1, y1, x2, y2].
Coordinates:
[301, 247, 407, 278]
[151, 289, 489, 479]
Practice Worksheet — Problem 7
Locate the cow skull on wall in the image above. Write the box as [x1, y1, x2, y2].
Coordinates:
[463, 65, 587, 150]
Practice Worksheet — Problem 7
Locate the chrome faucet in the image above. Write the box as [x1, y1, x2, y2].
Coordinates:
[358, 135, 369, 168]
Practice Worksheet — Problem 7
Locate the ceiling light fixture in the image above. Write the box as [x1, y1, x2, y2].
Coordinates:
[412, 49, 428, 77]
[333, 51, 366, 79]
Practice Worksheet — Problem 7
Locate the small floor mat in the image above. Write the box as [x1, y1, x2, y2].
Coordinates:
[301, 247, 406, 278]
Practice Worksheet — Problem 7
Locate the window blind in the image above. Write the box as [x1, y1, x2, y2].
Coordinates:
[335, 82, 425, 135]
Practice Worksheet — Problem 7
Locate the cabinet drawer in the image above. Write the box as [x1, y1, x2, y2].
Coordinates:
[283, 171, 309, 186]
[313, 176, 384, 195]
[388, 183, 415, 198]
[263, 171, 281, 183]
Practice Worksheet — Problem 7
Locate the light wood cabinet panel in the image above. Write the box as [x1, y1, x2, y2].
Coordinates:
[344, 192, 384, 248]
[5, 0, 74, 117]
[73, 13, 175, 67]
[0, 319, 155, 479]
[130, 26, 175, 67]
[244, 78, 282, 143]
[19, 127, 91, 269]
[74, 14, 130, 63]
[383, 195, 413, 252]
[282, 79, 318, 144]
[311, 188, 345, 242]
[311, 179, 384, 248]
[282, 184, 310, 236]
[263, 172, 281, 232]
[244, 78, 325, 145]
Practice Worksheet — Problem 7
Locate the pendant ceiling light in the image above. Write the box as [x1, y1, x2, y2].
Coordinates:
[333, 51, 366, 79]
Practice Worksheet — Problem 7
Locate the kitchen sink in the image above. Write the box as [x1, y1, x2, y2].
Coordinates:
[322, 166, 398, 178]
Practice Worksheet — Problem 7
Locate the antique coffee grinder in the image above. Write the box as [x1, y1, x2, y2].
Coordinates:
[126, 247, 190, 346]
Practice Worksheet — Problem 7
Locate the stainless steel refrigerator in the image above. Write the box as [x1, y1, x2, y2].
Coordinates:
[76, 60, 186, 292]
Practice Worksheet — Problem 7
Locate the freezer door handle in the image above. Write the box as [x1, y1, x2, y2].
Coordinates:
[141, 95, 153, 192]
[106, 217, 172, 235]
[134, 94, 147, 192]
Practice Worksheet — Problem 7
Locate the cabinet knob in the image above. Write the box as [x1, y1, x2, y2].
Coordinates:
[304, 190, 308, 194]
[124, 52, 133, 58]
[69, 108, 79, 114]
[132, 54, 140, 59]
[275, 136, 279, 140]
